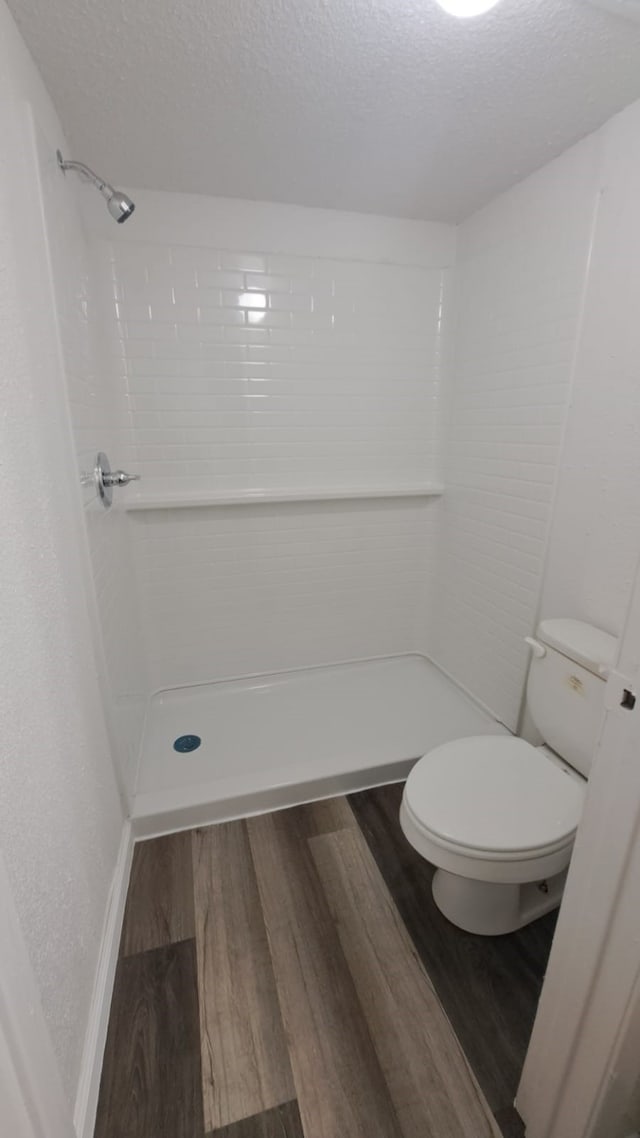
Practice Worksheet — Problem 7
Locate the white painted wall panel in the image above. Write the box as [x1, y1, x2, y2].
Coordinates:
[0, 40, 123, 1113]
[428, 136, 601, 729]
[84, 191, 454, 267]
[36, 133, 147, 801]
[540, 99, 640, 640]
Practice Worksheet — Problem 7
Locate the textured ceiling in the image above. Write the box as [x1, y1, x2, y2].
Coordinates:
[8, 0, 640, 221]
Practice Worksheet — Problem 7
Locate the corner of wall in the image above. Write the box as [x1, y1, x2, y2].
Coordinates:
[73, 822, 134, 1138]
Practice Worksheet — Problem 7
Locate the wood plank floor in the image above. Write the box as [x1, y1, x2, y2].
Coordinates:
[95, 940, 203, 1138]
[193, 821, 295, 1130]
[96, 784, 557, 1138]
[348, 783, 557, 1125]
[120, 830, 195, 956]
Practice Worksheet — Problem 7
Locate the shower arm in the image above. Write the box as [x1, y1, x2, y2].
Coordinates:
[56, 149, 135, 223]
[56, 151, 114, 200]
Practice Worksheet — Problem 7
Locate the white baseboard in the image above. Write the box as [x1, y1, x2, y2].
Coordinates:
[73, 821, 133, 1138]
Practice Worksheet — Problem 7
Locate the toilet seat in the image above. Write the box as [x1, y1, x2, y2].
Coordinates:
[404, 736, 585, 859]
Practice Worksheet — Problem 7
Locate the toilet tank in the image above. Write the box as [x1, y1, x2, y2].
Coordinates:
[526, 619, 618, 777]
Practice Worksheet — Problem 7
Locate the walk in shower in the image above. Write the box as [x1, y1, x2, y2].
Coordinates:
[81, 209, 510, 829]
[79, 161, 600, 833]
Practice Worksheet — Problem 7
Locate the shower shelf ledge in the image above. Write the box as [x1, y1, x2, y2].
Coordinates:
[124, 483, 444, 511]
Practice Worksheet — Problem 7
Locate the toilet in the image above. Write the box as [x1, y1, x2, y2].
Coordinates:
[400, 618, 618, 935]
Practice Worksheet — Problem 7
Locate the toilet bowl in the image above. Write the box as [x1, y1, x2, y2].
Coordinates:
[399, 618, 617, 935]
[400, 735, 585, 935]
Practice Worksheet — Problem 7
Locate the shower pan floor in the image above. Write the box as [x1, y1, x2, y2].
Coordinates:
[133, 654, 506, 835]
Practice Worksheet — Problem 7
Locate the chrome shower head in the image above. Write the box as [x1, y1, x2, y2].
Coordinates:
[105, 189, 135, 224]
[56, 150, 135, 224]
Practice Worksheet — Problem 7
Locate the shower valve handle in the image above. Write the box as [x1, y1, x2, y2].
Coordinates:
[93, 451, 141, 509]
[102, 469, 141, 487]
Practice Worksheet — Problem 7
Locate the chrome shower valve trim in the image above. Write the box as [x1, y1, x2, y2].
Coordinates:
[94, 452, 140, 509]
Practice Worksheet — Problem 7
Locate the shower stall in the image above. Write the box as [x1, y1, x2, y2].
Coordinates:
[86, 210, 509, 831]
[42, 111, 634, 840]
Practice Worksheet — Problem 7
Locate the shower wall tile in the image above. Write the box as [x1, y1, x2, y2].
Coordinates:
[130, 497, 438, 691]
[102, 242, 447, 493]
[427, 135, 601, 730]
[86, 213, 451, 691]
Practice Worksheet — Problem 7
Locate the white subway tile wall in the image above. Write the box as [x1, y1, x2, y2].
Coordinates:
[104, 243, 447, 492]
[428, 138, 601, 729]
[92, 233, 448, 690]
[132, 497, 437, 690]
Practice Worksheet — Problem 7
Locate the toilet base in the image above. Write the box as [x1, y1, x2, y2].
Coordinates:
[432, 867, 567, 936]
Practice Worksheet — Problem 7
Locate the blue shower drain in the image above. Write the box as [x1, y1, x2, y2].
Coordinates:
[173, 734, 202, 753]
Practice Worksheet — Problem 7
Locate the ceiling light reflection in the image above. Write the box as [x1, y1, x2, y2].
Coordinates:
[435, 0, 501, 17]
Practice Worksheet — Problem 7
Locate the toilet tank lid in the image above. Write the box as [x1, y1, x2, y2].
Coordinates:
[537, 618, 618, 677]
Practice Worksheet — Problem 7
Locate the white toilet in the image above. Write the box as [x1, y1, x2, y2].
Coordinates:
[400, 618, 618, 936]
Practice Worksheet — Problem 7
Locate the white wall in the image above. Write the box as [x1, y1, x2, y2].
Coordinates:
[428, 134, 602, 729]
[131, 498, 438, 689]
[428, 98, 640, 732]
[0, 11, 124, 1116]
[105, 240, 445, 494]
[0, 0, 147, 801]
[0, 0, 126, 1114]
[85, 192, 454, 690]
[539, 98, 640, 640]
[0, 0, 60, 138]
[37, 133, 147, 799]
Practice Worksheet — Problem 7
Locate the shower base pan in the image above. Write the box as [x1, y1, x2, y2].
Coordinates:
[132, 654, 506, 836]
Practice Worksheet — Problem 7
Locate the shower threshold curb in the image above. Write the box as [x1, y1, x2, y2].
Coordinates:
[130, 757, 416, 838]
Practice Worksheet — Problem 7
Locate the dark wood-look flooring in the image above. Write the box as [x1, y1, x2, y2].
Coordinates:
[96, 784, 557, 1138]
[95, 940, 203, 1138]
[120, 830, 195, 956]
[348, 783, 557, 1130]
[193, 821, 295, 1130]
[207, 1101, 304, 1138]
